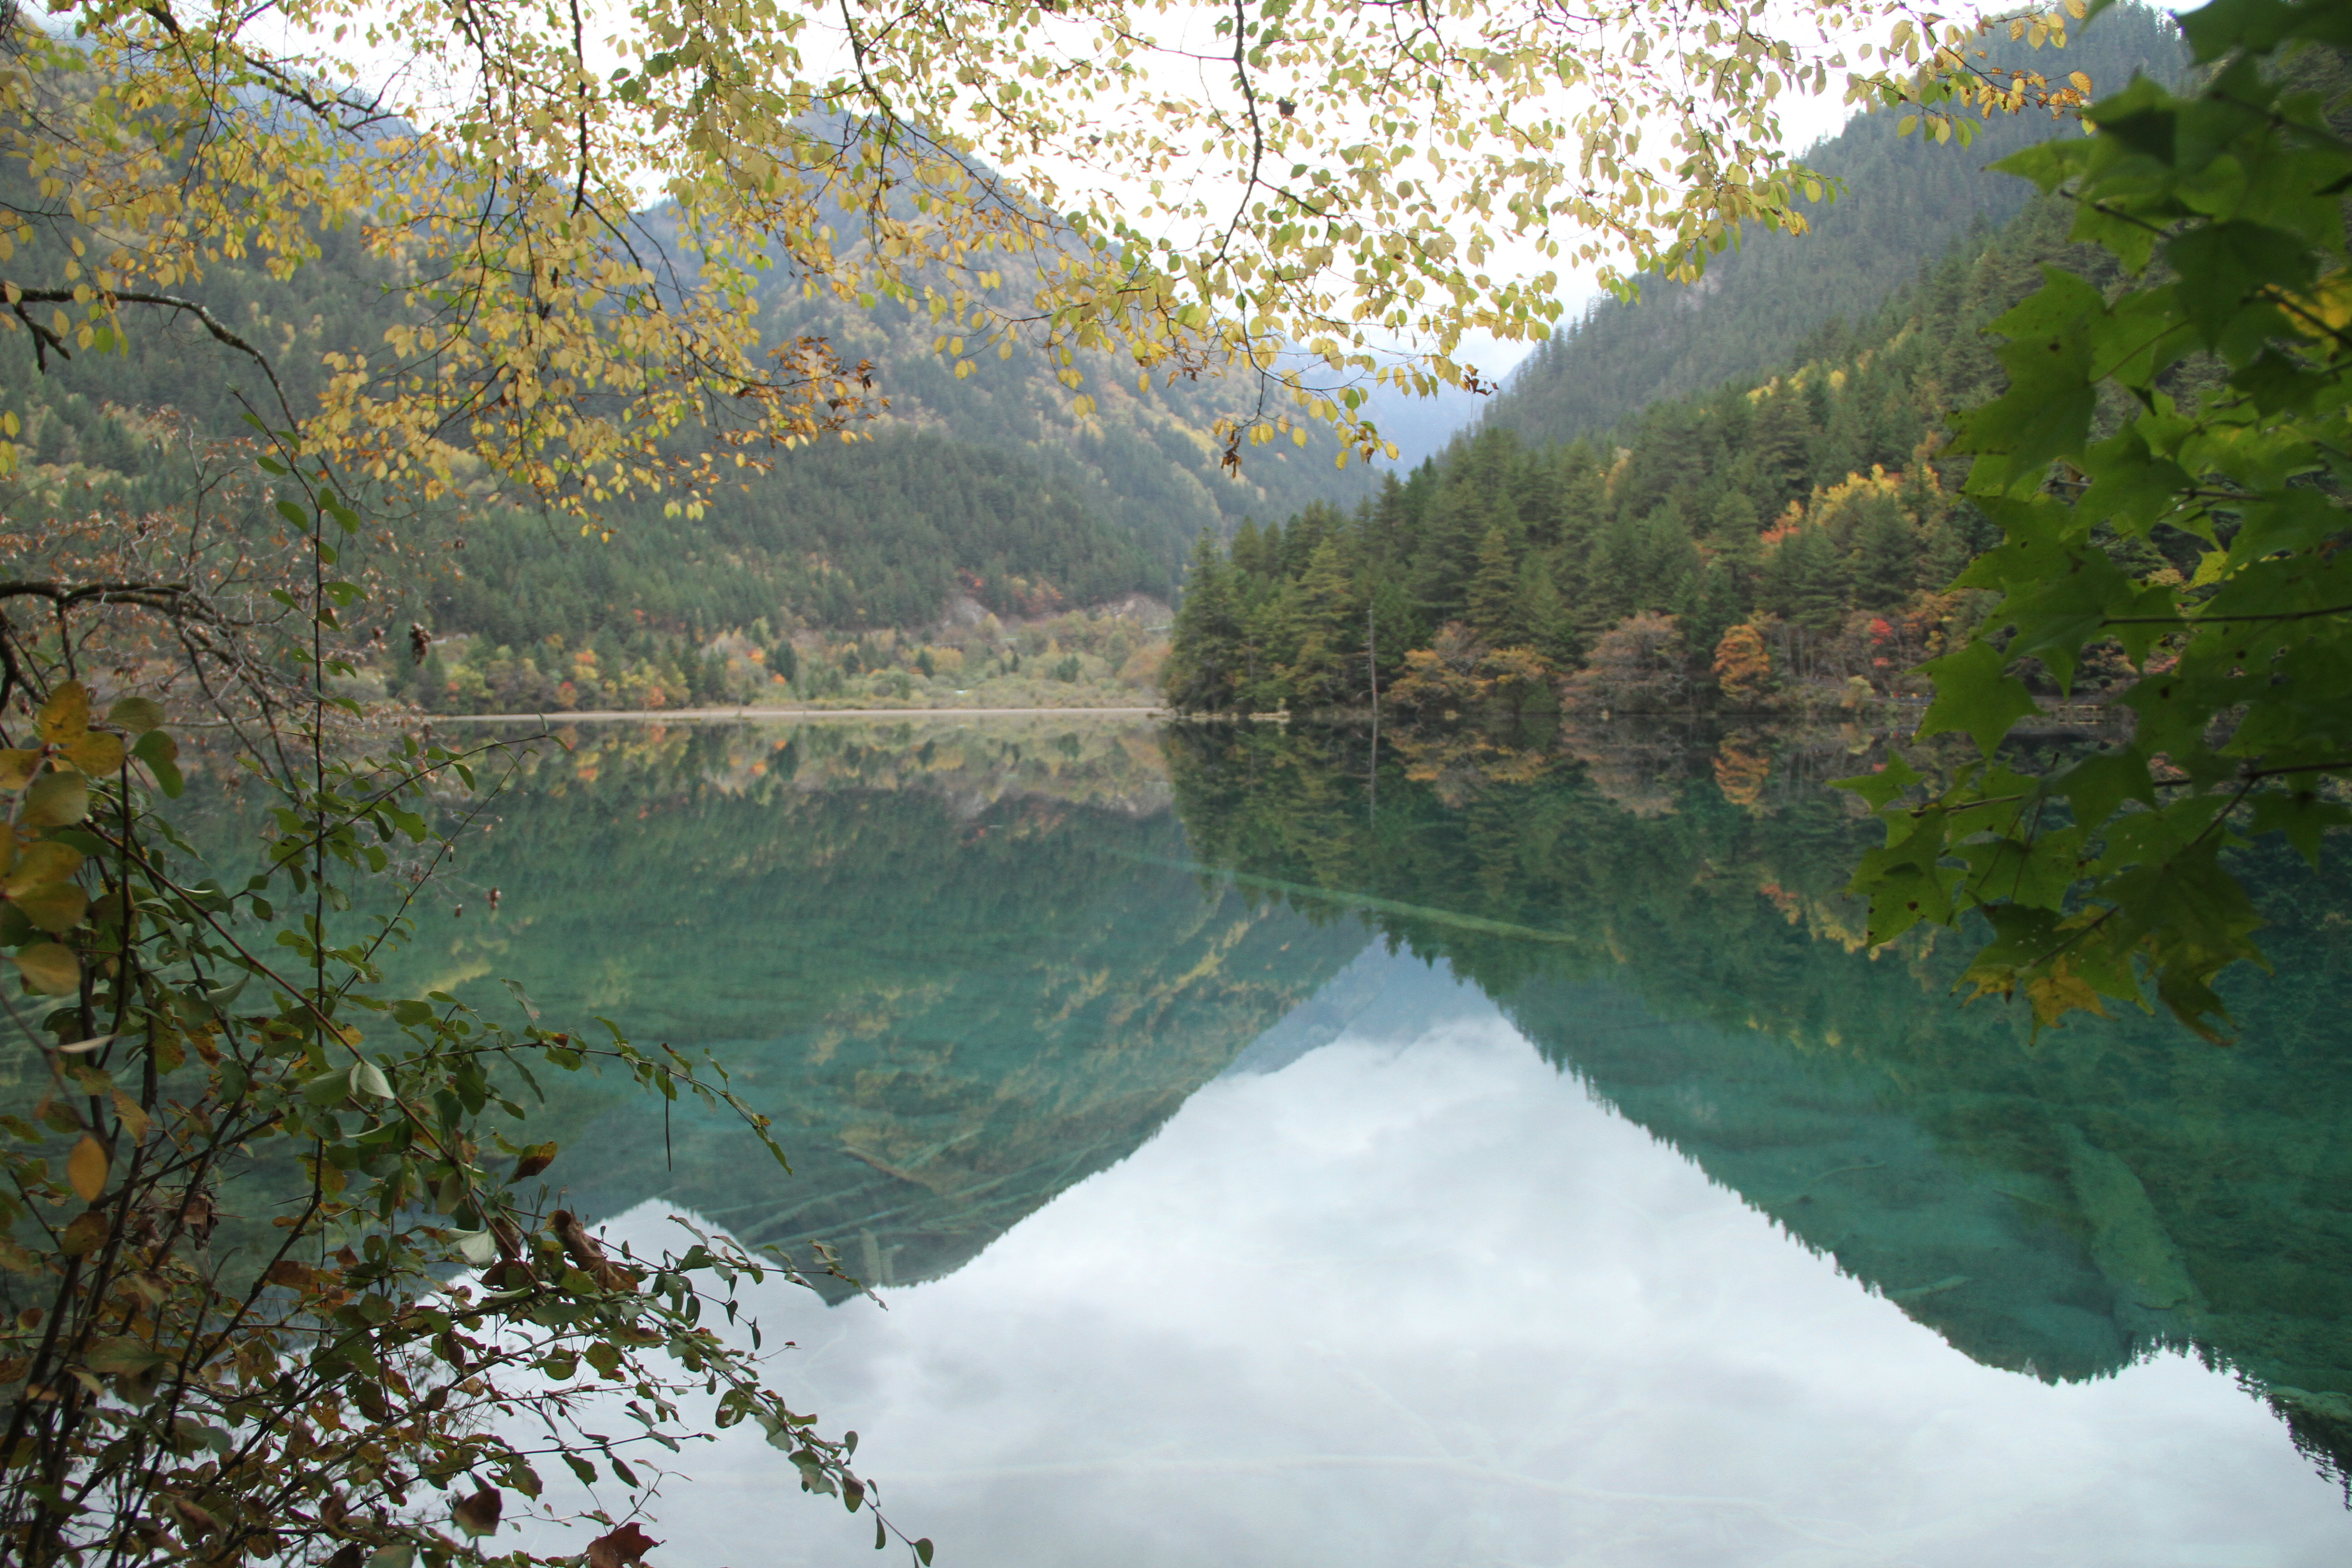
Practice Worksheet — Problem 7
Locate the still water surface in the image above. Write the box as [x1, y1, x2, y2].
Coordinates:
[379, 716, 2352, 1566]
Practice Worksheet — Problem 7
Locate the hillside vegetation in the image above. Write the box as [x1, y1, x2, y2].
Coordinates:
[1163, 31, 2222, 722]
[1480, 4, 2188, 446]
[0, 157, 1361, 697]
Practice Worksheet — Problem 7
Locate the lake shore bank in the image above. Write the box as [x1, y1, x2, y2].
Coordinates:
[429, 705, 1169, 722]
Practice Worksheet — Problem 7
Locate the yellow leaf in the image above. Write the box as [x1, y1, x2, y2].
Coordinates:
[58, 1211, 108, 1255]
[11, 881, 86, 935]
[0, 750, 37, 791]
[64, 733, 124, 776]
[4, 840, 82, 896]
[111, 1091, 149, 1142]
[35, 681, 89, 746]
[20, 771, 87, 828]
[12, 942, 78, 995]
[67, 1133, 107, 1201]
[2024, 962, 2107, 1029]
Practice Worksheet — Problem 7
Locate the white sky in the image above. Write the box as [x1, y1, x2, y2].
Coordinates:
[251, 0, 1945, 385]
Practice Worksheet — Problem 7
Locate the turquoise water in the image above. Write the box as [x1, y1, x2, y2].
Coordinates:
[367, 716, 2352, 1566]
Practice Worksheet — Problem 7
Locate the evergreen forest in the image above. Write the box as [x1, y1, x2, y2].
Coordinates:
[1163, 182, 2180, 716]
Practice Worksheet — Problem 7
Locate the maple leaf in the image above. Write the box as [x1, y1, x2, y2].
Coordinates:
[587, 1522, 660, 1568]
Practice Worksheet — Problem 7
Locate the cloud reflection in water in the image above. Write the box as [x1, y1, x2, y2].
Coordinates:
[579, 958, 2349, 1568]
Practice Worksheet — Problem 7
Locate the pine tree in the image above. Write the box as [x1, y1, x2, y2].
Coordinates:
[1166, 531, 1245, 710]
[1749, 385, 1814, 510]
[1781, 527, 1845, 632]
[1514, 554, 1573, 663]
[1279, 540, 1362, 706]
[1849, 500, 1917, 609]
[1465, 524, 1519, 644]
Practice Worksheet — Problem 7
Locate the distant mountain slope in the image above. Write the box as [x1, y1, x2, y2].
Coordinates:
[751, 267, 1376, 578]
[0, 144, 1370, 645]
[1480, 4, 2187, 448]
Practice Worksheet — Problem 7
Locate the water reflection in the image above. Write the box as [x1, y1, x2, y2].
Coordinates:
[365, 714, 2352, 1560]
[583, 967, 2349, 1568]
[369, 717, 1364, 1292]
[1165, 722, 2352, 1486]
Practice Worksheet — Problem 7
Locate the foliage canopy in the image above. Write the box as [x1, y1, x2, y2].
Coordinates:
[1840, 0, 2352, 1040]
[0, 0, 2092, 488]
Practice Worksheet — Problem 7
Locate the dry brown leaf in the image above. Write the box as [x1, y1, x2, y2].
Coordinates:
[586, 1522, 659, 1568]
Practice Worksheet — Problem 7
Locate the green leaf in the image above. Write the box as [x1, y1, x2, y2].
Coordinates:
[1956, 824, 2085, 912]
[303, 1070, 354, 1108]
[2177, 0, 2352, 67]
[1950, 269, 2103, 488]
[2076, 426, 2194, 537]
[2051, 751, 2157, 834]
[2246, 788, 2352, 865]
[351, 1061, 396, 1099]
[915, 1537, 934, 1565]
[1829, 752, 1922, 812]
[1913, 642, 2041, 757]
[132, 729, 182, 797]
[105, 696, 165, 734]
[2164, 220, 2317, 353]
[86, 1337, 167, 1375]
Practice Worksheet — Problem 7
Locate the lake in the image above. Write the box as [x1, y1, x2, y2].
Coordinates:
[370, 715, 2352, 1567]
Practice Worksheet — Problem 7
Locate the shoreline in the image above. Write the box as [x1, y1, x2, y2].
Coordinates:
[428, 705, 1169, 723]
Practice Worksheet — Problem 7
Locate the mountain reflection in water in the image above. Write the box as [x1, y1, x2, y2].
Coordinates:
[372, 715, 2352, 1564]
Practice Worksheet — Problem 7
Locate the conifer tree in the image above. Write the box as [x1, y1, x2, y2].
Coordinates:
[1466, 525, 1521, 646]
[1166, 531, 1245, 710]
[1280, 541, 1363, 706]
[1849, 497, 1919, 608]
[1515, 555, 1575, 662]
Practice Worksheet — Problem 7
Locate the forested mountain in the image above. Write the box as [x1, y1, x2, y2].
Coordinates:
[1164, 177, 2176, 716]
[1479, 4, 2187, 448]
[0, 143, 1364, 655]
[0, 1, 2192, 691]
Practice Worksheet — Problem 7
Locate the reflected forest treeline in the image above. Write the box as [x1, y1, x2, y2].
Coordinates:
[272, 717, 2352, 1493]
[343, 719, 1367, 1295]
